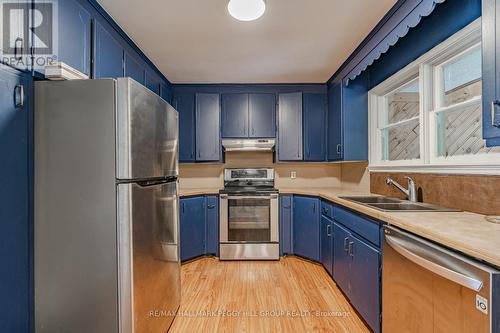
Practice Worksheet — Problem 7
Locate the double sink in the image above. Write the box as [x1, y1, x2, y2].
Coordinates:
[339, 196, 459, 212]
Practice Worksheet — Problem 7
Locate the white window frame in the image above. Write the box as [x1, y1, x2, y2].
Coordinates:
[369, 19, 500, 175]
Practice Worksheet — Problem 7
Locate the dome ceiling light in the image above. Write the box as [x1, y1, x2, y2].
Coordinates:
[227, 0, 266, 22]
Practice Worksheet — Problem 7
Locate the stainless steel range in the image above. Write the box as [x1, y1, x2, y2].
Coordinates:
[219, 168, 279, 260]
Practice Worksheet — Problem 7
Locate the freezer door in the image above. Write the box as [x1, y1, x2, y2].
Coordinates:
[117, 181, 180, 333]
[117, 78, 179, 180]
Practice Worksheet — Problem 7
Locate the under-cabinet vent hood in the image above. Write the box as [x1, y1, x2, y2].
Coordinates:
[222, 139, 275, 152]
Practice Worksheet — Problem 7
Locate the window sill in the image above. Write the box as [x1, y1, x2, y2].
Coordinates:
[368, 163, 500, 175]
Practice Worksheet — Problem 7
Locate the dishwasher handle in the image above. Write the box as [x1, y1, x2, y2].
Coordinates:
[385, 232, 484, 292]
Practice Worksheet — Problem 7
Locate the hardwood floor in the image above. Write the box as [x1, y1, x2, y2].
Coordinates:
[169, 256, 369, 333]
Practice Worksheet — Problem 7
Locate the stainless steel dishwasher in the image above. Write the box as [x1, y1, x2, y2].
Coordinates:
[383, 226, 500, 332]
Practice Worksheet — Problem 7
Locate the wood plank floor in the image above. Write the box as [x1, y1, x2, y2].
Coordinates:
[169, 256, 369, 333]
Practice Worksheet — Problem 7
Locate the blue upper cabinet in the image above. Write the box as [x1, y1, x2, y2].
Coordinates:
[205, 196, 219, 256]
[196, 93, 221, 161]
[342, 71, 369, 161]
[278, 92, 303, 161]
[1, 0, 31, 71]
[327, 82, 343, 160]
[173, 93, 196, 162]
[249, 93, 276, 138]
[303, 93, 327, 161]
[33, 0, 91, 75]
[293, 196, 320, 262]
[160, 83, 172, 104]
[145, 68, 161, 95]
[482, 0, 500, 147]
[180, 196, 206, 262]
[93, 20, 124, 79]
[0, 65, 32, 332]
[221, 93, 249, 138]
[124, 48, 145, 85]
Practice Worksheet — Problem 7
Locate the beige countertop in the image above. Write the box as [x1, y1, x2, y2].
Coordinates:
[181, 187, 500, 268]
[179, 188, 221, 197]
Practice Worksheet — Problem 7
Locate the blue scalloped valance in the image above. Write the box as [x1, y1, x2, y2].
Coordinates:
[345, 0, 445, 85]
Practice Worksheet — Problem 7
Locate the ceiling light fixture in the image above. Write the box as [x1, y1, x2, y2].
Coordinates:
[228, 0, 266, 22]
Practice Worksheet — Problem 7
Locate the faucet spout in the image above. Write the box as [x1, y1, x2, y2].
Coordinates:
[385, 177, 418, 202]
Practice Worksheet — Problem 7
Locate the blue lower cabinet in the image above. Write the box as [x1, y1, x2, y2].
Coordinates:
[279, 195, 293, 256]
[332, 209, 382, 333]
[180, 196, 206, 261]
[349, 235, 381, 333]
[292, 196, 320, 262]
[320, 216, 333, 276]
[332, 222, 352, 296]
[0, 65, 32, 332]
[205, 196, 219, 256]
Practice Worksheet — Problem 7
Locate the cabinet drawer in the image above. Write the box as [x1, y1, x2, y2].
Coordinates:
[333, 206, 380, 246]
[321, 200, 334, 219]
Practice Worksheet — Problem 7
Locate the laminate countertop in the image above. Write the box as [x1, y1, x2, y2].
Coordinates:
[181, 187, 500, 268]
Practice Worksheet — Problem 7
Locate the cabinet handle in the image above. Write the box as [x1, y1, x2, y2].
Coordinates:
[327, 224, 331, 236]
[491, 100, 500, 128]
[15, 85, 24, 108]
[14, 37, 23, 60]
[343, 237, 349, 251]
[348, 241, 354, 257]
[207, 204, 215, 209]
[336, 144, 342, 155]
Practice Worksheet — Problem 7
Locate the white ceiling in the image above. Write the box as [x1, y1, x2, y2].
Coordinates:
[97, 0, 397, 83]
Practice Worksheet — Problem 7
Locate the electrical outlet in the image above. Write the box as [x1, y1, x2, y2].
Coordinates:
[291, 171, 297, 179]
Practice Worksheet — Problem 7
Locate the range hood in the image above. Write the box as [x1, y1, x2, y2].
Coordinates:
[222, 139, 275, 152]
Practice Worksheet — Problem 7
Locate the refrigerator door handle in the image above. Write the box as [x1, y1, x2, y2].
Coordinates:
[385, 233, 483, 291]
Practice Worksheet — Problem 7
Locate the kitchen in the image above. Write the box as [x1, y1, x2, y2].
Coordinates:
[1, 0, 500, 332]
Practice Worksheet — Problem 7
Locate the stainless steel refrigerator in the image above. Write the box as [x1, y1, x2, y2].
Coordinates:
[34, 78, 180, 333]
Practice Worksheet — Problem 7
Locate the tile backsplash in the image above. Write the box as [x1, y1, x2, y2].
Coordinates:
[371, 172, 500, 215]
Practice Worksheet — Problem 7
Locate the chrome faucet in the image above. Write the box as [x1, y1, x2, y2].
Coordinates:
[386, 177, 417, 202]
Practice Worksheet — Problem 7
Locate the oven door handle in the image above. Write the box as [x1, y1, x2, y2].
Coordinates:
[226, 195, 277, 200]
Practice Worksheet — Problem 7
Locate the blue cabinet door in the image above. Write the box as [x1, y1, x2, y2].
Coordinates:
[482, 0, 500, 146]
[303, 93, 327, 161]
[278, 92, 303, 161]
[174, 93, 196, 162]
[320, 216, 333, 276]
[332, 222, 351, 297]
[180, 196, 206, 261]
[124, 48, 145, 84]
[0, 65, 31, 332]
[160, 82, 172, 104]
[33, 0, 91, 75]
[292, 196, 320, 262]
[1, 0, 31, 71]
[279, 195, 293, 256]
[145, 68, 161, 95]
[93, 20, 124, 79]
[327, 82, 343, 160]
[196, 93, 221, 161]
[249, 93, 276, 138]
[205, 196, 219, 256]
[221, 93, 248, 138]
[342, 71, 369, 161]
[350, 235, 381, 333]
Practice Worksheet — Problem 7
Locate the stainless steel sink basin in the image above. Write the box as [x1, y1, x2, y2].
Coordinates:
[339, 196, 459, 212]
[339, 196, 401, 204]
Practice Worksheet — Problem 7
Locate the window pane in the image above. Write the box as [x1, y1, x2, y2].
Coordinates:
[385, 79, 420, 125]
[440, 46, 481, 107]
[436, 104, 500, 157]
[381, 119, 420, 161]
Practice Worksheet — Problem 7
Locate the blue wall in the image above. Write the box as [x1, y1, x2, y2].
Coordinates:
[368, 0, 481, 89]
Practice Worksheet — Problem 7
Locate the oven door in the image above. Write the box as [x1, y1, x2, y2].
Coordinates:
[220, 194, 278, 243]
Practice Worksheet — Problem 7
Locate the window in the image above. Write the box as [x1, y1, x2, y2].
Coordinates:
[369, 19, 500, 174]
